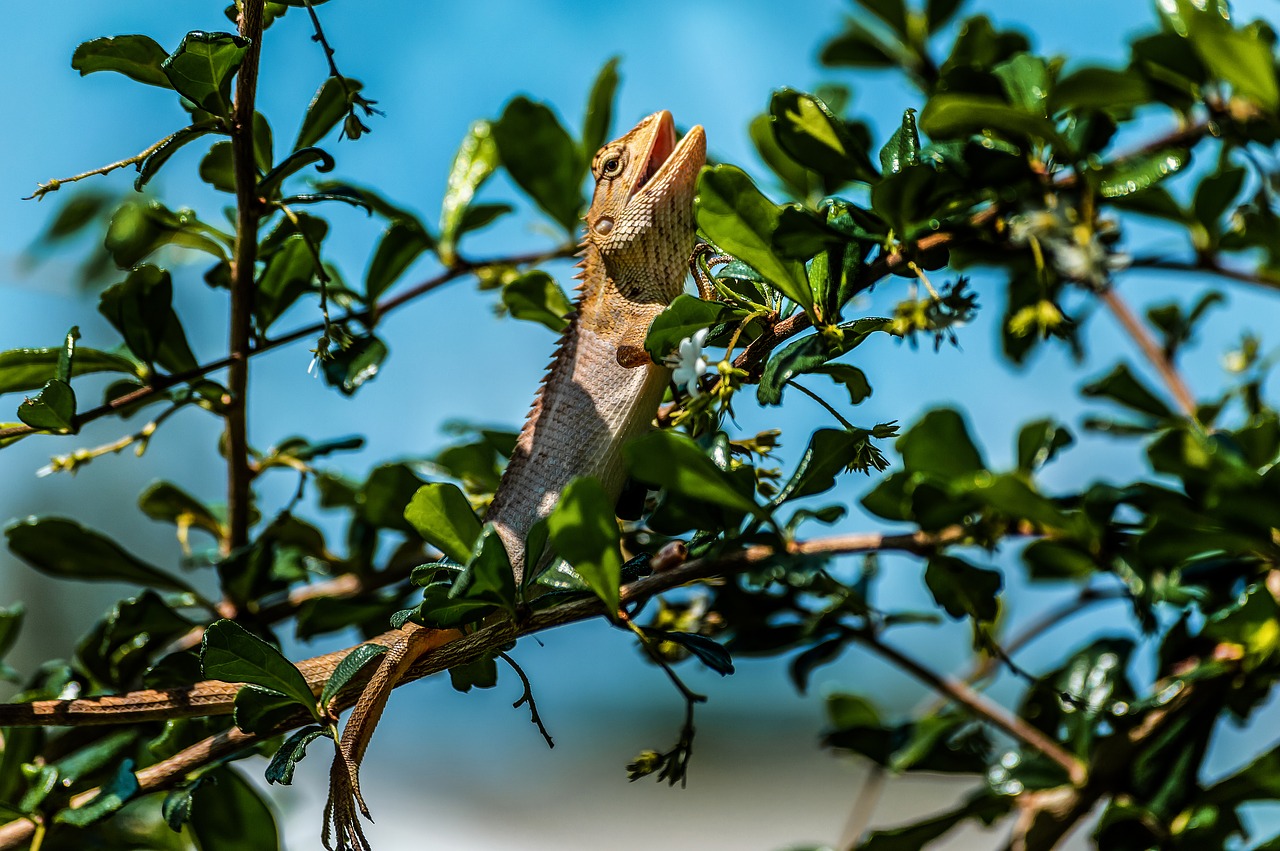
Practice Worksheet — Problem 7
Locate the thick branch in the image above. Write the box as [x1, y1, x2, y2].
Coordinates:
[1130, 255, 1280, 292]
[0, 525, 977, 848]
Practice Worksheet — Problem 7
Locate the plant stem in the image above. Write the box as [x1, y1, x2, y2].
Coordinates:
[225, 0, 267, 554]
[1098, 286, 1198, 419]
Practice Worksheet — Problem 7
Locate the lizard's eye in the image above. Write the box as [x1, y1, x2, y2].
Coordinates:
[601, 157, 622, 176]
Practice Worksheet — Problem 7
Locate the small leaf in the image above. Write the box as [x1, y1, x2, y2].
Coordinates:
[879, 108, 921, 175]
[200, 619, 316, 712]
[135, 124, 221, 191]
[98, 265, 199, 373]
[438, 121, 500, 264]
[695, 164, 812, 311]
[233, 685, 303, 734]
[492, 97, 583, 233]
[919, 94, 1061, 146]
[651, 629, 735, 676]
[644, 294, 733, 361]
[1016, 419, 1073, 472]
[366, 219, 432, 303]
[581, 57, 621, 157]
[924, 555, 1002, 622]
[757, 317, 892, 405]
[16, 380, 75, 432]
[547, 477, 623, 613]
[1096, 147, 1191, 200]
[501, 270, 573, 332]
[404, 483, 482, 564]
[257, 147, 336, 199]
[138, 481, 223, 539]
[295, 76, 359, 149]
[321, 334, 387, 395]
[449, 525, 516, 613]
[320, 644, 388, 709]
[55, 759, 138, 827]
[772, 428, 884, 504]
[6, 517, 195, 593]
[770, 88, 879, 184]
[161, 31, 250, 118]
[1082, 363, 1174, 419]
[189, 767, 280, 851]
[1051, 67, 1151, 112]
[812, 363, 872, 404]
[898, 409, 985, 477]
[71, 35, 173, 89]
[199, 140, 236, 192]
[265, 726, 329, 786]
[624, 432, 765, 520]
[0, 346, 138, 396]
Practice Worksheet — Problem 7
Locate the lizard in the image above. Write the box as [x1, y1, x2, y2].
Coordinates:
[0, 110, 706, 848]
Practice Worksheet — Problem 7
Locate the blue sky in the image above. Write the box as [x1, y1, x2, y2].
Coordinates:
[3, 1, 1280, 848]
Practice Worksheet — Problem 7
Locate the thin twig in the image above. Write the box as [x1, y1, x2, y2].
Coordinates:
[855, 631, 1088, 787]
[225, 0, 267, 554]
[1129, 255, 1280, 292]
[1097, 286, 1198, 419]
[498, 652, 554, 748]
[23, 123, 223, 201]
[787, 379, 855, 430]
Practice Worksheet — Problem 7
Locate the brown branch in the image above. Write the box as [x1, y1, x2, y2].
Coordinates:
[1098, 286, 1198, 419]
[0, 525, 980, 848]
[225, 0, 267, 553]
[1129, 255, 1280, 292]
[856, 632, 1088, 787]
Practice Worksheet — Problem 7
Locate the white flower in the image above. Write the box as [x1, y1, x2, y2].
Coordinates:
[665, 328, 709, 398]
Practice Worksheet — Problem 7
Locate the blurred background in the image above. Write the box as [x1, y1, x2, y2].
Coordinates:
[3, 1, 1279, 848]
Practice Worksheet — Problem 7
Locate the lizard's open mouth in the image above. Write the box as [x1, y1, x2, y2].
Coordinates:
[630, 111, 704, 200]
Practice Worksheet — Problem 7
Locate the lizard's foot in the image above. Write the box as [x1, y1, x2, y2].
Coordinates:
[689, 241, 736, 301]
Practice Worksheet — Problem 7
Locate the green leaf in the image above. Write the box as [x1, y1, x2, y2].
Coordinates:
[98, 265, 199, 373]
[257, 147, 335, 200]
[0, 346, 138, 396]
[233, 685, 302, 734]
[770, 88, 878, 184]
[581, 56, 621, 157]
[812, 363, 872, 405]
[189, 767, 280, 851]
[924, 555, 1001, 622]
[993, 53, 1052, 116]
[695, 164, 812, 311]
[200, 619, 316, 713]
[6, 517, 195, 593]
[749, 113, 816, 200]
[138, 481, 223, 539]
[1192, 165, 1245, 233]
[898, 408, 985, 477]
[16, 379, 75, 432]
[1082, 363, 1174, 420]
[644, 294, 733, 361]
[321, 334, 387, 395]
[820, 22, 902, 69]
[366, 219, 432, 303]
[257, 235, 315, 330]
[624, 431, 765, 520]
[359, 463, 426, 531]
[71, 35, 173, 88]
[54, 759, 139, 827]
[438, 120, 500, 264]
[1095, 147, 1190, 200]
[926, 0, 965, 33]
[1051, 67, 1151, 112]
[547, 477, 623, 612]
[104, 199, 228, 267]
[295, 76, 356, 149]
[854, 0, 907, 37]
[651, 630, 735, 675]
[161, 31, 249, 118]
[404, 483, 482, 564]
[0, 603, 23, 681]
[856, 793, 1008, 850]
[199, 139, 236, 192]
[919, 94, 1061, 146]
[449, 654, 499, 693]
[772, 428, 884, 504]
[1185, 15, 1279, 110]
[501, 270, 573, 332]
[492, 97, 583, 233]
[451, 525, 517, 612]
[757, 317, 892, 405]
[265, 726, 329, 786]
[940, 15, 1030, 74]
[320, 644, 388, 709]
[134, 123, 221, 191]
[1016, 419, 1073, 472]
[879, 108, 921, 175]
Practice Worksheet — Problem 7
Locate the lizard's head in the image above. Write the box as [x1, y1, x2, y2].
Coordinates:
[584, 110, 706, 302]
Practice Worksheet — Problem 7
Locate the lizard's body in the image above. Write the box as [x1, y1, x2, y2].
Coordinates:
[0, 111, 705, 731]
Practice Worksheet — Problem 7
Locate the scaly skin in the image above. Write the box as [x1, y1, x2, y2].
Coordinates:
[0, 111, 706, 732]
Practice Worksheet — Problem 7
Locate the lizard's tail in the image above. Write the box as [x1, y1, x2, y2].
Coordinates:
[322, 623, 459, 851]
